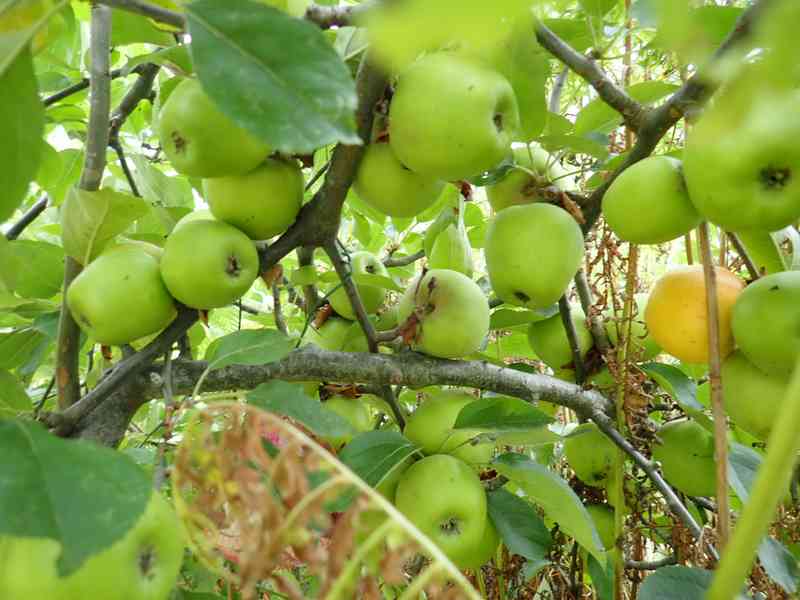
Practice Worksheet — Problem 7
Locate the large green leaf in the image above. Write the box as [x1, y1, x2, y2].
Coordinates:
[487, 488, 551, 565]
[61, 187, 149, 265]
[0, 47, 44, 224]
[640, 362, 713, 431]
[494, 453, 606, 564]
[0, 420, 152, 576]
[338, 430, 418, 487]
[203, 328, 292, 370]
[453, 396, 553, 432]
[638, 566, 714, 600]
[186, 0, 358, 154]
[0, 0, 68, 76]
[0, 369, 32, 417]
[758, 537, 799, 595]
[247, 380, 354, 440]
[4, 240, 64, 299]
[0, 327, 45, 370]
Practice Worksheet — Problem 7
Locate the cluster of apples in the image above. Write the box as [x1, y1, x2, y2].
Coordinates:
[1, 493, 184, 600]
[68, 78, 304, 346]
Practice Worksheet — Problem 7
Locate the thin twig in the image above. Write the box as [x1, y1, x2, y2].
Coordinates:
[625, 556, 677, 570]
[698, 222, 730, 549]
[271, 283, 288, 335]
[383, 249, 425, 268]
[726, 232, 760, 280]
[5, 196, 48, 240]
[95, 0, 184, 29]
[574, 267, 610, 352]
[43, 67, 128, 106]
[558, 296, 586, 384]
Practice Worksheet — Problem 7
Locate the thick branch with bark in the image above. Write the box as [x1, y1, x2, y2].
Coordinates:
[74, 346, 612, 445]
[55, 5, 112, 410]
[535, 23, 645, 131]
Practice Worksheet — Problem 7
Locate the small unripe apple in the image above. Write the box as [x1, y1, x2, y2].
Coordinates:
[204, 157, 303, 240]
[395, 454, 488, 569]
[397, 268, 489, 358]
[157, 78, 269, 177]
[328, 251, 389, 320]
[564, 422, 616, 487]
[722, 350, 789, 441]
[731, 271, 800, 377]
[322, 395, 373, 448]
[486, 144, 571, 213]
[403, 389, 494, 465]
[390, 53, 520, 181]
[485, 203, 584, 309]
[527, 305, 593, 370]
[68, 244, 177, 346]
[602, 156, 701, 244]
[303, 316, 369, 353]
[652, 419, 716, 497]
[354, 142, 445, 218]
[160, 220, 259, 309]
[645, 265, 744, 364]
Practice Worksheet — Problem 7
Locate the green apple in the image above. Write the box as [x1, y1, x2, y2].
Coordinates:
[602, 156, 701, 244]
[389, 53, 520, 181]
[652, 420, 716, 497]
[322, 395, 373, 448]
[485, 203, 584, 309]
[460, 516, 500, 570]
[160, 220, 259, 309]
[403, 390, 494, 465]
[157, 78, 270, 177]
[684, 91, 800, 232]
[172, 209, 215, 232]
[328, 251, 389, 320]
[428, 223, 473, 277]
[0, 492, 184, 600]
[527, 305, 593, 370]
[397, 268, 489, 358]
[395, 454, 487, 569]
[68, 244, 177, 346]
[564, 422, 616, 487]
[204, 157, 303, 240]
[585, 503, 615, 550]
[354, 143, 445, 218]
[722, 351, 789, 441]
[604, 294, 661, 361]
[303, 316, 368, 352]
[486, 144, 571, 213]
[731, 271, 800, 377]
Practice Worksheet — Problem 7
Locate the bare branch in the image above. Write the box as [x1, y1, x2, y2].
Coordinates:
[56, 4, 112, 410]
[5, 196, 48, 241]
[625, 556, 677, 570]
[43, 67, 129, 107]
[383, 249, 425, 268]
[535, 22, 645, 131]
[726, 232, 760, 280]
[271, 283, 288, 335]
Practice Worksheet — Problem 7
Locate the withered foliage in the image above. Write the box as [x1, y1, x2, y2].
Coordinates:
[172, 402, 480, 600]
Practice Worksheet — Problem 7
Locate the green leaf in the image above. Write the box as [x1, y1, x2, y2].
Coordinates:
[204, 329, 292, 370]
[758, 537, 799, 595]
[4, 240, 64, 299]
[246, 380, 354, 439]
[0, 47, 44, 223]
[130, 155, 193, 208]
[0, 420, 152, 576]
[493, 453, 606, 564]
[289, 265, 319, 286]
[123, 45, 193, 76]
[186, 0, 359, 154]
[574, 81, 680, 135]
[640, 362, 713, 430]
[728, 441, 762, 503]
[0, 370, 32, 417]
[490, 305, 558, 330]
[61, 187, 149, 265]
[111, 8, 174, 46]
[0, 0, 68, 76]
[587, 553, 614, 600]
[541, 19, 593, 53]
[487, 488, 551, 564]
[338, 430, 418, 487]
[454, 396, 553, 432]
[538, 134, 610, 160]
[351, 271, 402, 292]
[35, 146, 83, 206]
[0, 327, 45, 370]
[638, 566, 715, 600]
